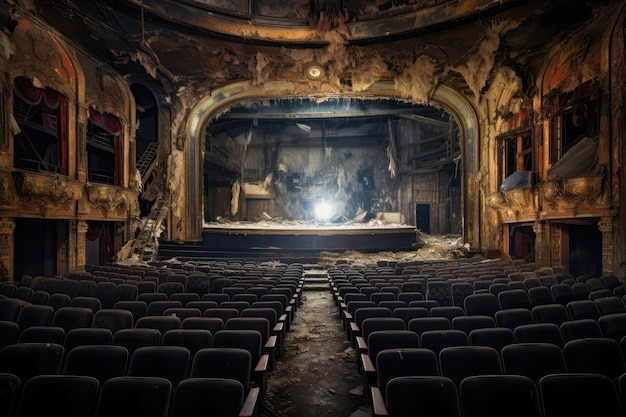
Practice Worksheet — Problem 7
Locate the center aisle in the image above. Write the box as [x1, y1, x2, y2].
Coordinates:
[263, 284, 369, 417]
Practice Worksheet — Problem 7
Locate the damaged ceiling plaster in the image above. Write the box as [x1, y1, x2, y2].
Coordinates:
[20, 0, 597, 105]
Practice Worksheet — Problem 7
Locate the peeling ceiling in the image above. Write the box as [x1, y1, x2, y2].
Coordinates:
[207, 97, 450, 146]
[2, 0, 602, 155]
[13, 0, 597, 88]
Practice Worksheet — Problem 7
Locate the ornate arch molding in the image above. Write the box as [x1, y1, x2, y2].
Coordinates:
[125, 77, 171, 148]
[5, 15, 84, 179]
[608, 3, 626, 277]
[181, 81, 480, 244]
[8, 19, 79, 98]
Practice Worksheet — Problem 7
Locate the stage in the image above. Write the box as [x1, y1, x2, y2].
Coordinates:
[202, 222, 417, 252]
[158, 220, 421, 262]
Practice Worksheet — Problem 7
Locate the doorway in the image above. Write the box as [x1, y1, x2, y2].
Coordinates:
[568, 223, 602, 278]
[85, 221, 115, 266]
[509, 225, 535, 262]
[14, 218, 67, 278]
[416, 204, 430, 233]
[130, 83, 159, 217]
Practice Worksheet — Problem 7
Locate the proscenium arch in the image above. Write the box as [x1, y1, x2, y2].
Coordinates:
[184, 81, 480, 248]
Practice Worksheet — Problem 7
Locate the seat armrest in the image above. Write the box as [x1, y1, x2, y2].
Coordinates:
[361, 353, 375, 374]
[342, 310, 353, 333]
[264, 335, 278, 371]
[356, 336, 367, 354]
[361, 353, 377, 405]
[253, 354, 269, 400]
[239, 387, 261, 417]
[349, 322, 360, 347]
[273, 322, 284, 334]
[273, 323, 285, 355]
[279, 312, 290, 332]
[265, 335, 277, 351]
[254, 354, 269, 373]
[371, 387, 389, 417]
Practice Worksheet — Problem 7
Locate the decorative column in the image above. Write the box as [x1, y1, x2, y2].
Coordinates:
[0, 219, 15, 282]
[76, 220, 89, 271]
[0, 76, 14, 168]
[550, 224, 563, 269]
[76, 106, 88, 183]
[533, 220, 548, 267]
[598, 216, 615, 277]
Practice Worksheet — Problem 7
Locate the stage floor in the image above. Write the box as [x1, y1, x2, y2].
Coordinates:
[201, 220, 419, 253]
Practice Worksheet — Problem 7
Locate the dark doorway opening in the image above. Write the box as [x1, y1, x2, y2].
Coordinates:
[569, 223, 602, 278]
[204, 170, 237, 223]
[14, 218, 67, 278]
[416, 204, 430, 233]
[131, 83, 159, 217]
[509, 225, 535, 262]
[86, 221, 115, 266]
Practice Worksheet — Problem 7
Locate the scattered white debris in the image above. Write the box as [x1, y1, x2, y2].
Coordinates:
[319, 233, 466, 265]
[203, 216, 415, 230]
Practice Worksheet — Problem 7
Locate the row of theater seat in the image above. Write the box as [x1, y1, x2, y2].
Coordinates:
[331, 259, 626, 340]
[340, 291, 626, 324]
[3, 270, 303, 310]
[0, 260, 307, 417]
[354, 316, 626, 393]
[332, 270, 621, 310]
[0, 339, 264, 385]
[372, 372, 624, 417]
[344, 301, 626, 342]
[361, 332, 626, 387]
[327, 258, 626, 416]
[0, 344, 260, 417]
[0, 288, 295, 327]
[330, 258, 626, 402]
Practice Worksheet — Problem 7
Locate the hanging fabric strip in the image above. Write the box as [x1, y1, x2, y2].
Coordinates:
[14, 76, 43, 105]
[58, 95, 67, 175]
[86, 223, 103, 241]
[115, 136, 123, 186]
[43, 89, 60, 109]
[89, 107, 122, 136]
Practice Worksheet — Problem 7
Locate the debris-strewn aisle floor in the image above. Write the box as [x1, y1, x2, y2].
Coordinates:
[263, 289, 368, 417]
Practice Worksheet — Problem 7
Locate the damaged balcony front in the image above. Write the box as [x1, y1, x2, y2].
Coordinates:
[489, 81, 612, 274]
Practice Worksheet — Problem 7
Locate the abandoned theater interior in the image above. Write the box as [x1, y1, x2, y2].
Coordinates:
[1, 0, 626, 416]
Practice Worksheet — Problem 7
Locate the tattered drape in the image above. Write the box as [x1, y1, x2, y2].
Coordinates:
[14, 77, 68, 175]
[89, 107, 123, 186]
[86, 222, 113, 265]
[88, 107, 122, 136]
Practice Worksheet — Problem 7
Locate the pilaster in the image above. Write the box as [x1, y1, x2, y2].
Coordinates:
[533, 221, 548, 267]
[75, 220, 89, 271]
[0, 218, 15, 282]
[598, 216, 616, 276]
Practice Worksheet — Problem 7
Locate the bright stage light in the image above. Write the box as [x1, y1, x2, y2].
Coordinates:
[314, 201, 333, 221]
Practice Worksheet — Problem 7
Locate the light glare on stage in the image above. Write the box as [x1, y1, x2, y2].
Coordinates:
[314, 201, 333, 222]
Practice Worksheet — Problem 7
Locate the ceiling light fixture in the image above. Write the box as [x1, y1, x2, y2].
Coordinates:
[304, 63, 324, 80]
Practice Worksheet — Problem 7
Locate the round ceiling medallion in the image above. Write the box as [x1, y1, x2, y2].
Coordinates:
[305, 63, 324, 80]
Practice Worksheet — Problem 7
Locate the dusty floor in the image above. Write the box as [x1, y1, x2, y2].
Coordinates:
[260, 234, 469, 417]
[263, 288, 369, 417]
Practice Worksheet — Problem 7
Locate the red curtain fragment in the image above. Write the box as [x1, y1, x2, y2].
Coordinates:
[89, 106, 124, 186]
[14, 76, 68, 175]
[88, 107, 122, 136]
